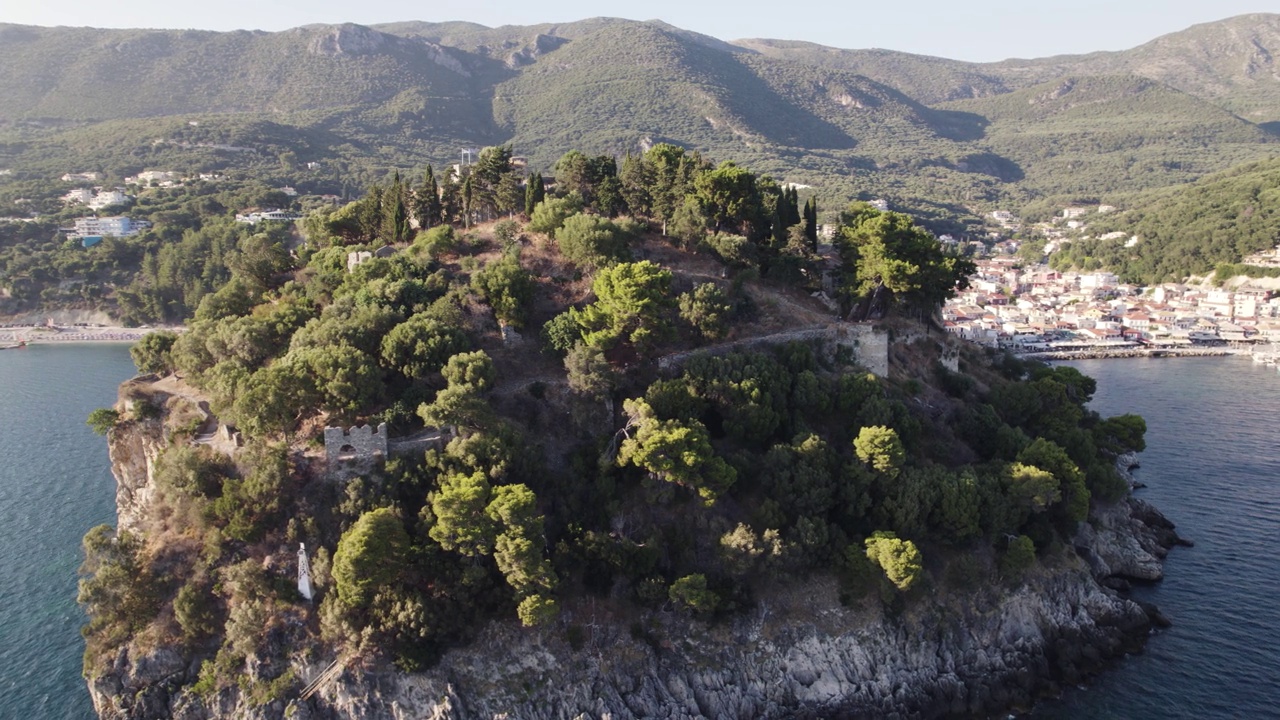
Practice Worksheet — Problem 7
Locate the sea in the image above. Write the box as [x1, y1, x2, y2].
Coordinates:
[0, 344, 135, 719]
[0, 346, 1276, 718]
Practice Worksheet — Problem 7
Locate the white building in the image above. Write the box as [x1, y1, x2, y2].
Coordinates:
[235, 210, 302, 224]
[127, 170, 179, 185]
[88, 189, 131, 210]
[1079, 272, 1119, 291]
[347, 251, 373, 273]
[62, 188, 94, 205]
[1062, 207, 1090, 219]
[70, 216, 150, 239]
[61, 172, 102, 183]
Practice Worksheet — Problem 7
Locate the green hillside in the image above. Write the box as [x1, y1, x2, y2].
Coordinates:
[941, 75, 1278, 197]
[730, 40, 1012, 105]
[0, 24, 497, 125]
[0, 14, 1277, 225]
[1050, 157, 1280, 283]
[987, 14, 1280, 125]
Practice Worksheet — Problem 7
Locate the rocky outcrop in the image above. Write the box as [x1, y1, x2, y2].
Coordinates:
[289, 558, 1152, 720]
[1073, 455, 1189, 584]
[90, 424, 1183, 720]
[106, 415, 167, 535]
[303, 24, 470, 76]
[89, 647, 190, 720]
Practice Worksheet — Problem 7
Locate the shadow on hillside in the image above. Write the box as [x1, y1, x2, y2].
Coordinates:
[1259, 121, 1280, 137]
[925, 109, 989, 142]
[952, 152, 1024, 182]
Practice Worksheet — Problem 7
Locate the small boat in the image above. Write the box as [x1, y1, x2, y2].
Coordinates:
[0, 340, 27, 350]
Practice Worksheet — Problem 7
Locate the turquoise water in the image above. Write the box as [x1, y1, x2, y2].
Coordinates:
[0, 348, 1276, 718]
[0, 344, 136, 719]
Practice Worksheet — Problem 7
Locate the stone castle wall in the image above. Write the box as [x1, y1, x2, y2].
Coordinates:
[658, 323, 890, 377]
[324, 423, 388, 464]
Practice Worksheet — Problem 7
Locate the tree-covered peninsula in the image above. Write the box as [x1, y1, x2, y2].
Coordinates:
[79, 145, 1173, 720]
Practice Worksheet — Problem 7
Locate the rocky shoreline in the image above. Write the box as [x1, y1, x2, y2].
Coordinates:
[89, 421, 1186, 720]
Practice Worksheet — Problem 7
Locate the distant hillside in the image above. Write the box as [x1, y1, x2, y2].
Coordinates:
[0, 14, 1278, 218]
[0, 24, 498, 127]
[988, 14, 1280, 125]
[729, 40, 1012, 105]
[1051, 157, 1280, 282]
[941, 74, 1277, 196]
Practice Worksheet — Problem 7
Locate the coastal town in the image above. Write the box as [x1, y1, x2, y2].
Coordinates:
[943, 205, 1280, 366]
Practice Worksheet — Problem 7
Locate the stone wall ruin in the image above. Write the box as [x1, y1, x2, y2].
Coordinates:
[657, 323, 890, 377]
[324, 423, 388, 464]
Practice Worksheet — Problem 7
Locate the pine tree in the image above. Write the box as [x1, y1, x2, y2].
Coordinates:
[619, 152, 652, 218]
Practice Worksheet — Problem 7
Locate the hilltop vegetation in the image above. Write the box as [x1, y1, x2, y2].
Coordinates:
[77, 149, 1145, 712]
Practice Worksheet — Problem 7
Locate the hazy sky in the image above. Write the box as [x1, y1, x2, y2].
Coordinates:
[1, 0, 1273, 62]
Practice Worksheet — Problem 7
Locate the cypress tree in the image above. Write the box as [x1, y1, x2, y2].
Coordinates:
[462, 174, 474, 229]
[771, 208, 786, 248]
[359, 185, 383, 243]
[804, 197, 819, 252]
[415, 165, 441, 230]
[440, 171, 461, 225]
[525, 171, 545, 217]
[384, 171, 409, 243]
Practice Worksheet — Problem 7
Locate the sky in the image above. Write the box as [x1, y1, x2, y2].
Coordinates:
[1, 0, 1274, 62]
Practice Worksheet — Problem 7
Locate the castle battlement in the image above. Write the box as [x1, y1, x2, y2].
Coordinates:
[324, 422, 388, 464]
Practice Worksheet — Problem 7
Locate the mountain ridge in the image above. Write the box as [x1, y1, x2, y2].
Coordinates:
[0, 13, 1277, 218]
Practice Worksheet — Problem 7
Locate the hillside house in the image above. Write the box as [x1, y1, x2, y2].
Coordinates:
[88, 189, 131, 210]
[69, 216, 150, 240]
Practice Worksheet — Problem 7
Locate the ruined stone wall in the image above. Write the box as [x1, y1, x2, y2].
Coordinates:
[323, 423, 388, 464]
[658, 323, 890, 377]
[388, 426, 456, 457]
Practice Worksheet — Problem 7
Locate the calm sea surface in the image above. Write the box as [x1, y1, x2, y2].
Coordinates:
[0, 344, 135, 719]
[0, 348, 1276, 718]
[1032, 356, 1280, 718]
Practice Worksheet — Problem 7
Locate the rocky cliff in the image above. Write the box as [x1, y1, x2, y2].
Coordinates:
[105, 402, 169, 535]
[290, 493, 1179, 720]
[293, 567, 1150, 720]
[88, 414, 1184, 720]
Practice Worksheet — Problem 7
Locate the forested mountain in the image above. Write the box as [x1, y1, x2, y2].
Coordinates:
[1, 14, 1278, 220]
[1051, 157, 1280, 283]
[940, 74, 1277, 196]
[986, 13, 1280, 126]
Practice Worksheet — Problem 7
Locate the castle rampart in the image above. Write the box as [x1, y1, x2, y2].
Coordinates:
[324, 423, 388, 464]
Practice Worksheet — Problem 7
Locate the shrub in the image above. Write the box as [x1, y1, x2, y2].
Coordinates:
[864, 531, 924, 591]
